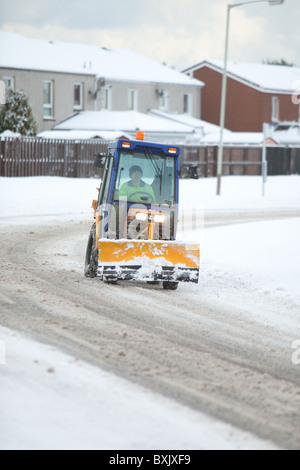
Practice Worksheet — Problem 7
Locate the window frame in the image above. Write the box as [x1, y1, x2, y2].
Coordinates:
[271, 96, 279, 123]
[128, 89, 138, 111]
[159, 91, 169, 111]
[43, 80, 54, 119]
[3, 76, 14, 91]
[113, 150, 176, 206]
[183, 93, 192, 115]
[101, 86, 112, 110]
[73, 82, 83, 110]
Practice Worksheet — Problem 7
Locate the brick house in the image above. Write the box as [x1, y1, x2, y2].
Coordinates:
[183, 60, 300, 132]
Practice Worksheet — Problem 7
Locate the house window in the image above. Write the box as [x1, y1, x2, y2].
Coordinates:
[271, 97, 279, 122]
[128, 89, 138, 111]
[74, 83, 83, 110]
[159, 90, 169, 111]
[43, 80, 54, 118]
[100, 86, 111, 110]
[3, 76, 14, 91]
[183, 94, 192, 114]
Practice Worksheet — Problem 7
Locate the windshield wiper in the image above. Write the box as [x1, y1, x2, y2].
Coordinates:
[144, 148, 163, 194]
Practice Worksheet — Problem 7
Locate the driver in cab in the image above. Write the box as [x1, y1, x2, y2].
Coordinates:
[119, 165, 155, 203]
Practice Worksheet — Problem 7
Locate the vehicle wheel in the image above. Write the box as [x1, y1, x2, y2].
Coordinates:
[84, 223, 98, 278]
[163, 281, 179, 291]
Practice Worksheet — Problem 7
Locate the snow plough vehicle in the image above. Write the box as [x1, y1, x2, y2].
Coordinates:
[84, 132, 200, 290]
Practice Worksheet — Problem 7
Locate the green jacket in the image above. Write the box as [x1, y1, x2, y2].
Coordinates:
[119, 180, 155, 203]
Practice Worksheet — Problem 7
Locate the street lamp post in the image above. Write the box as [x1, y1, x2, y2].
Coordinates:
[216, 0, 285, 196]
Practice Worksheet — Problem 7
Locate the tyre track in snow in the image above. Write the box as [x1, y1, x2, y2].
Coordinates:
[0, 211, 300, 449]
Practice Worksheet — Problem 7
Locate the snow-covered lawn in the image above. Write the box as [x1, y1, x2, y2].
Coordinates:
[0, 175, 299, 450]
[0, 175, 300, 219]
[181, 175, 300, 210]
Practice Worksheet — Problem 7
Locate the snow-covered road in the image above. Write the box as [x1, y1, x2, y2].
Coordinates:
[0, 325, 279, 450]
[0, 176, 300, 450]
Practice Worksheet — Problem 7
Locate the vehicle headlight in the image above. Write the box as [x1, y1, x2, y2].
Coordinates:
[135, 212, 148, 221]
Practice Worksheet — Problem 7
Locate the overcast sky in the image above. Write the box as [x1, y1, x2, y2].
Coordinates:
[0, 0, 299, 70]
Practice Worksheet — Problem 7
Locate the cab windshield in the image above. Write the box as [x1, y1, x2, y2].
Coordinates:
[113, 149, 176, 206]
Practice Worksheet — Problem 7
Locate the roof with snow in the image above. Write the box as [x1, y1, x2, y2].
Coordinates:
[184, 59, 300, 93]
[41, 110, 216, 145]
[53, 110, 195, 135]
[37, 130, 132, 141]
[149, 109, 221, 135]
[0, 32, 203, 87]
[200, 131, 264, 146]
[39, 110, 235, 145]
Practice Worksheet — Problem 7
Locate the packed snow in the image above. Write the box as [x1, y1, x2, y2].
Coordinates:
[0, 175, 299, 450]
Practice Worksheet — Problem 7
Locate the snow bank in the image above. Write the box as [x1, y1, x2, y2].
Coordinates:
[1, 176, 299, 224]
[0, 176, 98, 223]
[0, 327, 278, 450]
[200, 217, 300, 324]
[180, 175, 300, 210]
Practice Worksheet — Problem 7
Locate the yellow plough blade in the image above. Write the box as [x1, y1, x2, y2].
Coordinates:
[98, 239, 200, 283]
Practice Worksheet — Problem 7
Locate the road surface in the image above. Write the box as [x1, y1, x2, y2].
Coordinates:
[0, 209, 299, 449]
